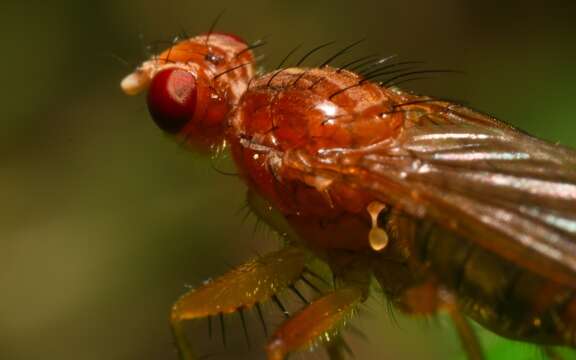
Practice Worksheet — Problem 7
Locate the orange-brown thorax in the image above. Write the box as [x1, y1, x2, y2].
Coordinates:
[228, 67, 408, 251]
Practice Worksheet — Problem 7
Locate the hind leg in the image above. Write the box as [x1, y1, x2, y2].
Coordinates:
[398, 282, 484, 360]
[445, 301, 484, 360]
[542, 346, 563, 360]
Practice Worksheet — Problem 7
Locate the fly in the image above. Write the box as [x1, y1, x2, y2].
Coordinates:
[120, 30, 576, 360]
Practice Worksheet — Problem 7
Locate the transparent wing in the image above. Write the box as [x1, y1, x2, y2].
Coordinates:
[284, 102, 576, 285]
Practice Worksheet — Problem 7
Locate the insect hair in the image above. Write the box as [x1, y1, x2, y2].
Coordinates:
[219, 312, 226, 346]
[289, 41, 354, 87]
[272, 294, 290, 318]
[209, 157, 239, 177]
[328, 67, 458, 100]
[380, 69, 461, 87]
[288, 39, 367, 90]
[235, 38, 268, 58]
[318, 38, 366, 68]
[337, 53, 379, 73]
[102, 53, 136, 70]
[204, 10, 226, 45]
[255, 302, 268, 336]
[359, 60, 424, 79]
[265, 44, 303, 87]
[289, 284, 310, 305]
[213, 61, 254, 80]
[238, 307, 251, 347]
[295, 41, 336, 67]
[196, 271, 331, 353]
[351, 54, 398, 74]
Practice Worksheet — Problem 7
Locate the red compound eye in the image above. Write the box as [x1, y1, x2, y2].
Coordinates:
[147, 68, 197, 134]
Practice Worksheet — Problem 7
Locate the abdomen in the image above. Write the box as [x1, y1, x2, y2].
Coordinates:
[414, 221, 576, 346]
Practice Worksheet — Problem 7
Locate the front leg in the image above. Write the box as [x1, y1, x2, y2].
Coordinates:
[170, 245, 310, 360]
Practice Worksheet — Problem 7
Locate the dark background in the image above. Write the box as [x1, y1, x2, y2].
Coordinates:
[2, 0, 575, 359]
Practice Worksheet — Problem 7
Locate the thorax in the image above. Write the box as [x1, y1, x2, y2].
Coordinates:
[227, 67, 407, 252]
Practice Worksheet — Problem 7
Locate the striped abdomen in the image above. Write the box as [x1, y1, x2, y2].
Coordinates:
[415, 222, 576, 346]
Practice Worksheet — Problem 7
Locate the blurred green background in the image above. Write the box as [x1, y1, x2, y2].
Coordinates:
[1, 0, 575, 359]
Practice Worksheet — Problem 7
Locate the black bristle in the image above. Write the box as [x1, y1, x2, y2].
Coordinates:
[303, 267, 330, 286]
[235, 39, 267, 58]
[213, 62, 253, 80]
[337, 54, 379, 73]
[219, 313, 226, 347]
[319, 38, 366, 68]
[238, 307, 251, 348]
[205, 10, 226, 45]
[289, 284, 310, 304]
[381, 69, 460, 87]
[300, 275, 322, 294]
[275, 43, 303, 70]
[295, 41, 335, 67]
[256, 302, 269, 336]
[272, 295, 290, 318]
[208, 316, 213, 339]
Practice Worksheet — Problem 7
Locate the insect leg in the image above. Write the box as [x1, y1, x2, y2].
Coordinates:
[266, 287, 364, 360]
[542, 346, 564, 360]
[444, 298, 485, 360]
[170, 245, 310, 360]
[399, 282, 484, 360]
[325, 333, 354, 360]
